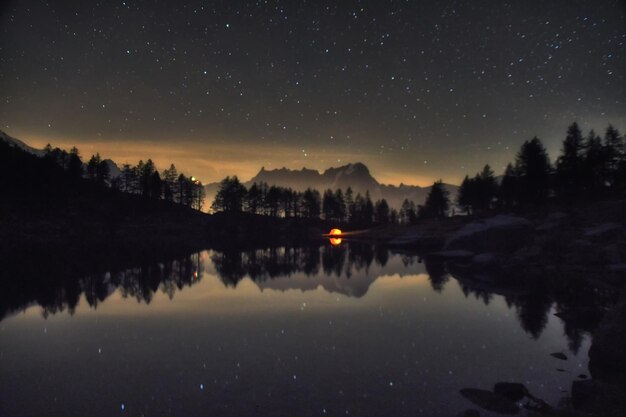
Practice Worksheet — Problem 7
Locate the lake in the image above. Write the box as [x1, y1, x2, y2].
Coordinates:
[0, 241, 592, 416]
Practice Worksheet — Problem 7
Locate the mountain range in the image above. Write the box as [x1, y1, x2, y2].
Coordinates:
[206, 162, 458, 209]
[0, 130, 45, 157]
[0, 130, 122, 180]
[0, 130, 458, 209]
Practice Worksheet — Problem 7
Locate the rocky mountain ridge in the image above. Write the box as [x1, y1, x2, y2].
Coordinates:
[206, 162, 458, 209]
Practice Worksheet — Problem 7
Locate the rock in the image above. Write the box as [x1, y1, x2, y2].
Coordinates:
[547, 212, 568, 221]
[571, 380, 601, 409]
[457, 410, 480, 417]
[537, 212, 568, 232]
[565, 239, 603, 265]
[472, 252, 499, 267]
[550, 352, 568, 360]
[445, 215, 533, 253]
[571, 379, 626, 413]
[493, 382, 528, 402]
[608, 263, 626, 272]
[569, 239, 594, 251]
[536, 221, 559, 232]
[602, 243, 623, 264]
[387, 233, 423, 246]
[428, 249, 475, 259]
[588, 298, 626, 383]
[584, 223, 623, 240]
[459, 388, 520, 415]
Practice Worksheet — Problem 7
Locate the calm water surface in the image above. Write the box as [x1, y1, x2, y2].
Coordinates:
[0, 242, 590, 416]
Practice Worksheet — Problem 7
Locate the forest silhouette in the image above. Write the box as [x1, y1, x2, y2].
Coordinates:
[210, 122, 625, 225]
[2, 121, 623, 230]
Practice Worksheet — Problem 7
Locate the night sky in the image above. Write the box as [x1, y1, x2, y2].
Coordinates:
[1, 0, 624, 185]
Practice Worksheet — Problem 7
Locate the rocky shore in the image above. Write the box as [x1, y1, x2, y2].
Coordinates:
[358, 199, 626, 416]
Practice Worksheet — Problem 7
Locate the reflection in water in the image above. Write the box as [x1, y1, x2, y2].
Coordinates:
[210, 244, 369, 297]
[0, 253, 203, 322]
[448, 262, 614, 351]
[329, 237, 342, 246]
[0, 241, 615, 417]
[0, 242, 612, 349]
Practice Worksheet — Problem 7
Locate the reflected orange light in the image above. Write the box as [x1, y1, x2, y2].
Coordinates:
[329, 228, 342, 236]
[329, 238, 342, 246]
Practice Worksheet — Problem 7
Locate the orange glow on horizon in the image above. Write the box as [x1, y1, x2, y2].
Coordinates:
[13, 131, 461, 187]
[329, 228, 342, 236]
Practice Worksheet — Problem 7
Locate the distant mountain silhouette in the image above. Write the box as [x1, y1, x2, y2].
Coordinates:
[0, 130, 45, 156]
[104, 158, 122, 178]
[0, 129, 212, 275]
[0, 132, 458, 209]
[206, 162, 458, 208]
[249, 162, 378, 192]
[0, 130, 122, 179]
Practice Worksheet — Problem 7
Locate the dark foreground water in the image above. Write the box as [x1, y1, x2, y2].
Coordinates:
[0, 242, 590, 416]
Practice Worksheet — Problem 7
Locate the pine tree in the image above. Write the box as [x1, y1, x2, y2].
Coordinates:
[583, 130, 606, 196]
[400, 199, 417, 224]
[499, 163, 517, 209]
[420, 180, 449, 219]
[86, 153, 101, 181]
[344, 187, 354, 223]
[162, 164, 178, 202]
[363, 191, 374, 226]
[301, 188, 321, 219]
[457, 175, 473, 215]
[245, 183, 262, 214]
[334, 189, 346, 222]
[211, 176, 247, 212]
[515, 137, 552, 205]
[67, 147, 83, 179]
[555, 122, 586, 201]
[322, 189, 335, 221]
[96, 158, 110, 186]
[375, 199, 390, 224]
[604, 125, 624, 189]
[476, 164, 497, 211]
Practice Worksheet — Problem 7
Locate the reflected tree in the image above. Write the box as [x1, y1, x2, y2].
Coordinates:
[0, 253, 204, 321]
[424, 259, 449, 293]
[513, 293, 552, 339]
[322, 244, 347, 277]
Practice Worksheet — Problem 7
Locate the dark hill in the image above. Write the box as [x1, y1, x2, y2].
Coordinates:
[0, 135, 211, 274]
[0, 133, 330, 277]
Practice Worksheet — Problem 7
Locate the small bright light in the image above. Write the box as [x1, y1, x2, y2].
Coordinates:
[329, 228, 342, 236]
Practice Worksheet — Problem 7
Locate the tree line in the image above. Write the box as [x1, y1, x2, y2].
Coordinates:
[211, 122, 624, 223]
[457, 123, 625, 214]
[41, 144, 206, 210]
[211, 175, 453, 226]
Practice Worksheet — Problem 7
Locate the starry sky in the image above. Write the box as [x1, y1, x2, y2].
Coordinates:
[1, 0, 625, 186]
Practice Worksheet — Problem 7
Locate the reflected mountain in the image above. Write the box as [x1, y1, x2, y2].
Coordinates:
[211, 243, 416, 298]
[0, 241, 617, 357]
